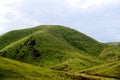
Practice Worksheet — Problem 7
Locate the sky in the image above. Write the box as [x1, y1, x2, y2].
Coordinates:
[0, 0, 120, 42]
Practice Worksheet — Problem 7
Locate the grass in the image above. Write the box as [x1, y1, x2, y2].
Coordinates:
[99, 46, 120, 62]
[0, 56, 116, 80]
[51, 52, 102, 71]
[0, 25, 120, 80]
[0, 56, 73, 80]
[0, 25, 104, 69]
[47, 26, 105, 55]
[79, 61, 120, 79]
[0, 25, 105, 55]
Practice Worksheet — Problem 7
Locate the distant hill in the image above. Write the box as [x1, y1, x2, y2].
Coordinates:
[99, 47, 120, 62]
[107, 42, 120, 47]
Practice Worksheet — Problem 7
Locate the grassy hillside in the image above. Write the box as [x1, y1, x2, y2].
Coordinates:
[51, 53, 102, 71]
[0, 56, 116, 80]
[99, 47, 120, 62]
[47, 26, 105, 55]
[0, 25, 104, 69]
[80, 61, 120, 79]
[0, 31, 102, 70]
[0, 25, 120, 80]
[0, 25, 50, 50]
[0, 56, 71, 80]
[0, 25, 105, 55]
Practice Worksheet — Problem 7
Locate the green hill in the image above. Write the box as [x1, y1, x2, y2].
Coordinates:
[107, 42, 120, 47]
[0, 25, 120, 80]
[0, 25, 104, 55]
[0, 25, 103, 69]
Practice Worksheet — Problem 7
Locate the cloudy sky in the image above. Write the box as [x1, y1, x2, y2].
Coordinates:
[0, 0, 120, 42]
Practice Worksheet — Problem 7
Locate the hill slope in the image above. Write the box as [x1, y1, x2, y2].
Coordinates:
[99, 46, 120, 62]
[0, 56, 116, 80]
[0, 25, 104, 55]
[0, 25, 50, 50]
[80, 61, 120, 79]
[0, 56, 72, 80]
[0, 25, 104, 69]
[1, 25, 120, 79]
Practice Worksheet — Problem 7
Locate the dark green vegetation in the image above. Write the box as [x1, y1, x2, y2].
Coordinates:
[0, 25, 120, 80]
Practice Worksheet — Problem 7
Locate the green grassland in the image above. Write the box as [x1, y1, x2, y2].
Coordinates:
[80, 61, 120, 79]
[0, 56, 72, 80]
[0, 25, 120, 80]
[0, 56, 116, 80]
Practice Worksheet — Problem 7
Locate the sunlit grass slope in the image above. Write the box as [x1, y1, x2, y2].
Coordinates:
[0, 56, 73, 80]
[99, 47, 120, 62]
[80, 61, 120, 79]
[0, 56, 114, 80]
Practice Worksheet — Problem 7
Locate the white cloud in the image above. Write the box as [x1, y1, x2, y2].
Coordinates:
[65, 0, 119, 10]
[0, 0, 120, 42]
[0, 0, 22, 23]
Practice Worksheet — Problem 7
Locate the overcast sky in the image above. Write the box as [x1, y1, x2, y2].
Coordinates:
[0, 0, 120, 42]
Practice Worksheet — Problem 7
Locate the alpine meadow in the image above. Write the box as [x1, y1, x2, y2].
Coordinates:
[0, 25, 120, 80]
